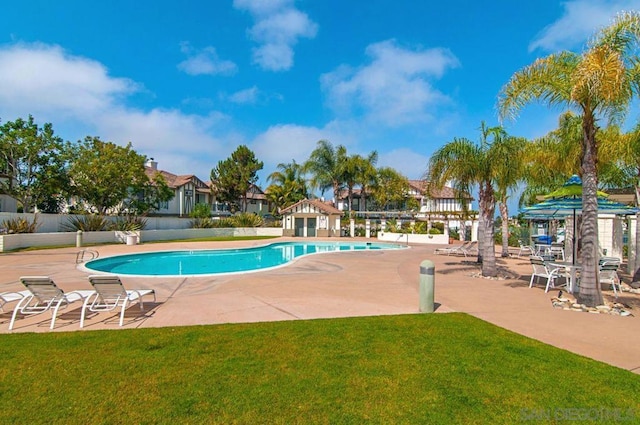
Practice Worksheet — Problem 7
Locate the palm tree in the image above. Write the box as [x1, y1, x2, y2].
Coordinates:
[303, 140, 348, 207]
[357, 151, 378, 212]
[266, 160, 308, 214]
[498, 11, 640, 307]
[426, 124, 495, 276]
[490, 128, 527, 258]
[342, 150, 379, 215]
[426, 123, 522, 276]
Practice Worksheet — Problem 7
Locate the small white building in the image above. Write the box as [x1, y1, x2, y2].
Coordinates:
[280, 199, 342, 237]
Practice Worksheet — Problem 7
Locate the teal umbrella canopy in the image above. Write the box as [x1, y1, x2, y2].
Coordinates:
[520, 175, 638, 264]
[521, 175, 638, 219]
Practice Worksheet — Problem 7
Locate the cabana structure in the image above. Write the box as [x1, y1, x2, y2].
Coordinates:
[280, 199, 342, 237]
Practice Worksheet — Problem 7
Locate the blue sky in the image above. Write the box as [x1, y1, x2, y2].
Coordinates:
[0, 0, 639, 205]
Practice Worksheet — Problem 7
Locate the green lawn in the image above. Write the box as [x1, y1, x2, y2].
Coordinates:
[0, 313, 637, 424]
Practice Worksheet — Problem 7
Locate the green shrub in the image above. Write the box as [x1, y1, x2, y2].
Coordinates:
[61, 215, 110, 232]
[231, 212, 263, 227]
[1, 215, 39, 234]
[111, 216, 147, 231]
[190, 203, 211, 219]
[190, 218, 216, 228]
[428, 227, 443, 235]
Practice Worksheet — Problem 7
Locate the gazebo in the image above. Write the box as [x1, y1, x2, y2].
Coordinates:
[280, 199, 342, 237]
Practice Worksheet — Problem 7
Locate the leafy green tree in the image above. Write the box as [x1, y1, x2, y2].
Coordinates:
[68, 137, 149, 214]
[210, 145, 263, 213]
[370, 167, 410, 212]
[128, 171, 174, 215]
[0, 115, 69, 212]
[303, 140, 348, 206]
[266, 160, 308, 214]
[498, 11, 640, 306]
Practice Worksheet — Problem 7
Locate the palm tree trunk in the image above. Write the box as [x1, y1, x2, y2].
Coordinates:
[578, 113, 603, 307]
[499, 201, 510, 257]
[479, 182, 497, 276]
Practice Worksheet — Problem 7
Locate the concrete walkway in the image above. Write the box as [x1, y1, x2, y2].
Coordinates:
[0, 238, 638, 374]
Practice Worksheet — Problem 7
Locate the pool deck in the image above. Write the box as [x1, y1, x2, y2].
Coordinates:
[1, 237, 639, 374]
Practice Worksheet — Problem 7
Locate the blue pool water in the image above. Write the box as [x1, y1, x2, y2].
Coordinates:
[83, 241, 406, 276]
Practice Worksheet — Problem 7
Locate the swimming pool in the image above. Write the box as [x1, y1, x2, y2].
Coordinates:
[83, 241, 406, 276]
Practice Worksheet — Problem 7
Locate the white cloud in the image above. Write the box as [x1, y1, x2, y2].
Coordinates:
[233, 0, 317, 71]
[0, 43, 137, 119]
[0, 43, 234, 179]
[178, 43, 237, 76]
[228, 86, 260, 104]
[529, 0, 640, 52]
[379, 148, 429, 181]
[321, 39, 459, 127]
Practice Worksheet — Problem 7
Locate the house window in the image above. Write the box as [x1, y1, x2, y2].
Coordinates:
[250, 200, 257, 204]
[159, 201, 169, 210]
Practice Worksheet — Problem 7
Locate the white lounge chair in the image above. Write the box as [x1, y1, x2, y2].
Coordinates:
[9, 277, 94, 330]
[80, 275, 156, 328]
[434, 241, 471, 256]
[460, 240, 478, 258]
[0, 290, 31, 312]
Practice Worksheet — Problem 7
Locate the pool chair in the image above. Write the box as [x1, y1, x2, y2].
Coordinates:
[434, 241, 471, 256]
[9, 276, 95, 330]
[0, 289, 31, 312]
[80, 275, 156, 328]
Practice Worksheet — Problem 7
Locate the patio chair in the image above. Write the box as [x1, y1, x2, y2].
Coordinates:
[0, 290, 31, 312]
[434, 241, 471, 256]
[9, 276, 95, 330]
[599, 261, 621, 297]
[80, 275, 156, 328]
[549, 243, 565, 261]
[529, 256, 567, 292]
[517, 240, 535, 257]
[460, 240, 478, 258]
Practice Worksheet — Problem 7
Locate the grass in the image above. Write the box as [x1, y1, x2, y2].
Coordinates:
[0, 313, 638, 424]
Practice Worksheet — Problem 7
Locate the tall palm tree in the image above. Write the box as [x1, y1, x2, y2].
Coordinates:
[498, 11, 640, 307]
[490, 128, 527, 258]
[342, 150, 379, 215]
[266, 160, 308, 213]
[426, 123, 505, 277]
[303, 140, 348, 207]
[357, 151, 378, 212]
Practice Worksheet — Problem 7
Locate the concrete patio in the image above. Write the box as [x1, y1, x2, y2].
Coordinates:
[1, 238, 638, 374]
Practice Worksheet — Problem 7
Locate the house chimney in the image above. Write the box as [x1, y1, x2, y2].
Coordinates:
[146, 158, 158, 170]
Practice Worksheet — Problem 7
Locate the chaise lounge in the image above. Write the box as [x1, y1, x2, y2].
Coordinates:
[80, 275, 156, 328]
[9, 276, 95, 330]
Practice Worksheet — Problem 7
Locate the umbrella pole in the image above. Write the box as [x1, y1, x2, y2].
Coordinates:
[572, 209, 577, 265]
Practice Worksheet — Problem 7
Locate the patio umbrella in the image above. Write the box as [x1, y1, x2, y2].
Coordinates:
[520, 175, 638, 264]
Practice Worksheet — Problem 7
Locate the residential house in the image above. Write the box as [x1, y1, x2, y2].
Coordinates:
[146, 160, 272, 217]
[336, 180, 473, 216]
[145, 160, 211, 217]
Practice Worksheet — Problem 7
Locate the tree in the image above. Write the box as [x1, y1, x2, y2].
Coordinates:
[489, 127, 527, 258]
[370, 167, 410, 211]
[210, 145, 263, 213]
[425, 123, 518, 277]
[356, 151, 379, 212]
[127, 171, 174, 215]
[303, 140, 348, 206]
[68, 137, 149, 214]
[266, 160, 308, 214]
[0, 115, 69, 212]
[498, 11, 640, 306]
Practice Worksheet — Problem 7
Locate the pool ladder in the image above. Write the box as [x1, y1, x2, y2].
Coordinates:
[76, 249, 99, 264]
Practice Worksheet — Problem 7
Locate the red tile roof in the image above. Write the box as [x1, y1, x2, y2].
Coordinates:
[280, 198, 342, 215]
